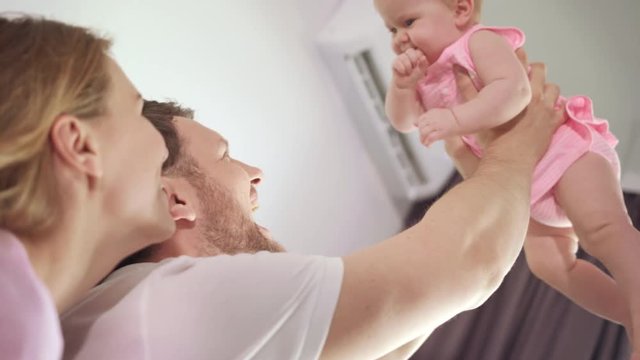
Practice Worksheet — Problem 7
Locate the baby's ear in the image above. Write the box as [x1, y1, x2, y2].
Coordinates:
[453, 0, 475, 28]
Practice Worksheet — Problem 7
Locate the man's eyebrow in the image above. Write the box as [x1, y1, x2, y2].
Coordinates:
[219, 138, 229, 154]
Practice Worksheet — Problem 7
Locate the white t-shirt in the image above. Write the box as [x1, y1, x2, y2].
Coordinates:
[61, 252, 344, 360]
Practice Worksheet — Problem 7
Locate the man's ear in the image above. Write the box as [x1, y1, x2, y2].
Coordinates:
[169, 193, 197, 223]
[453, 0, 475, 28]
[49, 114, 103, 179]
[164, 179, 197, 223]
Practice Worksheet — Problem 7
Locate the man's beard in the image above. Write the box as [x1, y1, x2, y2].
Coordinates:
[190, 170, 285, 256]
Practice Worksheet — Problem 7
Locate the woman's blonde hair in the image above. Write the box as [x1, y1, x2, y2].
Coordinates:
[0, 15, 112, 237]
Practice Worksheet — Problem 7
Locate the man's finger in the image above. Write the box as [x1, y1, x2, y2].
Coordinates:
[454, 64, 478, 101]
[529, 62, 547, 100]
[542, 83, 560, 107]
[515, 48, 528, 69]
[552, 107, 565, 128]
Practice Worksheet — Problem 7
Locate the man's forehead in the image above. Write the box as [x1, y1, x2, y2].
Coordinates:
[173, 116, 225, 146]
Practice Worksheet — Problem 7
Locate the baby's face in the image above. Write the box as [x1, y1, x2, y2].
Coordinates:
[374, 0, 462, 63]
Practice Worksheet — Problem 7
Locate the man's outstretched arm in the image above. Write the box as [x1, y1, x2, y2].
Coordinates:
[321, 62, 563, 360]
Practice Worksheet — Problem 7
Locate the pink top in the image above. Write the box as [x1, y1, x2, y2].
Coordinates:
[417, 24, 620, 227]
[0, 229, 63, 360]
[417, 25, 526, 109]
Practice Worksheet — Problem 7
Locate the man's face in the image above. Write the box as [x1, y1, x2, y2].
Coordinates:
[173, 116, 284, 255]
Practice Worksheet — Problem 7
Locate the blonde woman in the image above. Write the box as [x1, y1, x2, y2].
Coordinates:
[0, 15, 187, 359]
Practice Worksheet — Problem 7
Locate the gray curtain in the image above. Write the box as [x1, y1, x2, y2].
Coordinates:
[406, 176, 637, 360]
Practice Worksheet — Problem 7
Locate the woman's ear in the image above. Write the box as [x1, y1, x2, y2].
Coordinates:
[49, 114, 103, 179]
[453, 0, 475, 28]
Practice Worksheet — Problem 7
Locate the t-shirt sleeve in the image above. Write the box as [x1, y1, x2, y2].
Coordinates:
[144, 252, 344, 360]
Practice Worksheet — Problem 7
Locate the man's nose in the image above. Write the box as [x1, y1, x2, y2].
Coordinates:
[249, 165, 263, 186]
[239, 161, 263, 186]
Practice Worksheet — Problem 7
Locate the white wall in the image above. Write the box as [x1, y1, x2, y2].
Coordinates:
[0, 0, 403, 256]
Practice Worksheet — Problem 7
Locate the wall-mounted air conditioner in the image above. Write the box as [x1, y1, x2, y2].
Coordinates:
[316, 0, 455, 216]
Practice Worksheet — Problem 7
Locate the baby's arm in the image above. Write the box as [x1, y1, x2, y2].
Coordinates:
[451, 30, 531, 134]
[386, 48, 429, 133]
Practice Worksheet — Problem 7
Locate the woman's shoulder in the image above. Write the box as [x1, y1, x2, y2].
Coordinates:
[0, 229, 63, 360]
[0, 229, 28, 267]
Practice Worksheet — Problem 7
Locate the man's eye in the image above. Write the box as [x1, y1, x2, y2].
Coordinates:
[404, 19, 415, 27]
[388, 27, 397, 34]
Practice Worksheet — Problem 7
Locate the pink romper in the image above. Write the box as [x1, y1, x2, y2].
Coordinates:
[0, 229, 63, 360]
[417, 24, 620, 228]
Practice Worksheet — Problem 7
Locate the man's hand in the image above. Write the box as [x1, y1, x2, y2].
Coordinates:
[483, 63, 563, 165]
[450, 48, 564, 165]
[391, 48, 429, 90]
[486, 48, 563, 162]
[442, 49, 529, 177]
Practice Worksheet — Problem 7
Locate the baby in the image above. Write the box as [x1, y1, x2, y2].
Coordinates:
[375, 0, 639, 352]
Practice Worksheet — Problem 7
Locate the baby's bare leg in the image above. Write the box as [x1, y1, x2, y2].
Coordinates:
[555, 152, 640, 349]
[524, 222, 630, 326]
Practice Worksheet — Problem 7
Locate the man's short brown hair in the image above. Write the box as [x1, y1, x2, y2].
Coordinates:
[142, 100, 194, 172]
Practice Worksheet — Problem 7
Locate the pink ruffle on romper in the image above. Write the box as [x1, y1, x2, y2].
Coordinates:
[416, 24, 620, 228]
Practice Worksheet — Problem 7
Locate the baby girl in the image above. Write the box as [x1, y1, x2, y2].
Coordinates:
[374, 0, 640, 353]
